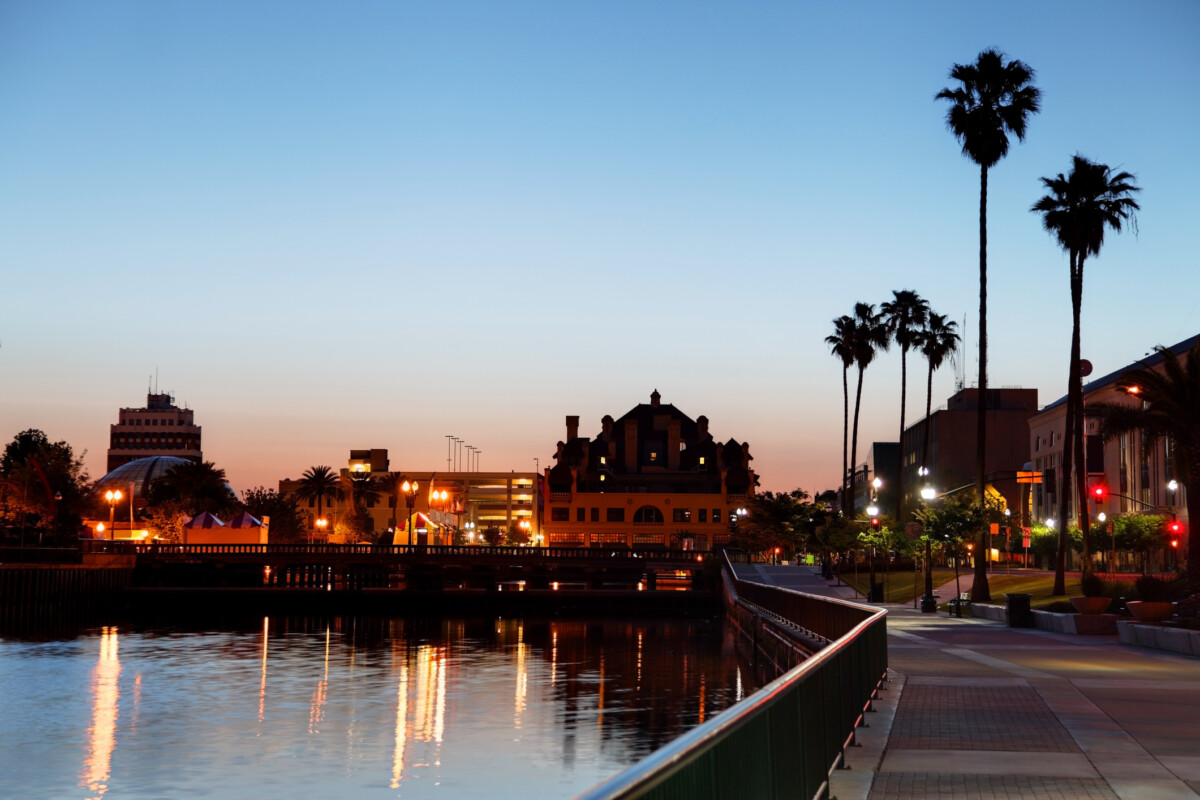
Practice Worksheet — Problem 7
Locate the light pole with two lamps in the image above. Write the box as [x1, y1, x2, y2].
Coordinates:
[402, 480, 419, 546]
[919, 484, 938, 612]
[104, 489, 123, 541]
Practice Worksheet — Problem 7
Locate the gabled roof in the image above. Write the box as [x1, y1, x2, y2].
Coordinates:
[1044, 333, 1200, 411]
[184, 511, 225, 528]
[228, 511, 262, 528]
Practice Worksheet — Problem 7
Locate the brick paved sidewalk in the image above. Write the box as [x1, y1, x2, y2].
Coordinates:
[736, 565, 1200, 800]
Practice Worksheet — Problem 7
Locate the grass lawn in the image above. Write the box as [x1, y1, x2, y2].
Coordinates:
[836, 569, 1134, 607]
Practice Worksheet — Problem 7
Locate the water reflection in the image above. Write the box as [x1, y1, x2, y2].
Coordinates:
[3, 616, 755, 799]
[81, 626, 120, 800]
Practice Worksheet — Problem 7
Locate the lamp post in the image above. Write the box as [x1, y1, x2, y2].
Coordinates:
[105, 489, 123, 541]
[518, 519, 532, 545]
[402, 480, 419, 546]
[1098, 512, 1112, 574]
[920, 485, 938, 613]
[315, 517, 328, 543]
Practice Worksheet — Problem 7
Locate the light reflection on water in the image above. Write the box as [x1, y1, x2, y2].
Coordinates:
[0, 616, 755, 799]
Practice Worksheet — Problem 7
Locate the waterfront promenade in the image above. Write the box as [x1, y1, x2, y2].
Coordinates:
[732, 564, 1200, 800]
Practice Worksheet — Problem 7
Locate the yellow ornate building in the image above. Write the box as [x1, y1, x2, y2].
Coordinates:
[542, 391, 756, 550]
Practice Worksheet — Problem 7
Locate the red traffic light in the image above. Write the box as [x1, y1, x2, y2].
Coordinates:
[1169, 521, 1182, 534]
[1171, 539, 1179, 548]
[870, 517, 881, 531]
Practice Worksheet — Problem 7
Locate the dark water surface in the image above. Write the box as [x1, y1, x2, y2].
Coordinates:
[0, 616, 757, 799]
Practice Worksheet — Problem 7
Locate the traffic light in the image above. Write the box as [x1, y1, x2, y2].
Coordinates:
[1169, 520, 1182, 536]
[870, 517, 881, 532]
[1091, 482, 1108, 506]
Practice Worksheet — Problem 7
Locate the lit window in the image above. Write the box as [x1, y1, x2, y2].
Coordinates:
[600, 456, 606, 465]
[699, 457, 705, 466]
[650, 451, 658, 461]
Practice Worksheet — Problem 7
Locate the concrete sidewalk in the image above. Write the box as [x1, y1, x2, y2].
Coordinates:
[735, 565, 1200, 800]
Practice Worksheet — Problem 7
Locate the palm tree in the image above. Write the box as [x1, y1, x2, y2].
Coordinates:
[882, 289, 930, 520]
[342, 471, 383, 541]
[937, 48, 1040, 602]
[914, 312, 960, 476]
[295, 465, 341, 532]
[1091, 345, 1200, 580]
[849, 302, 889, 515]
[1032, 155, 1140, 590]
[826, 315, 857, 514]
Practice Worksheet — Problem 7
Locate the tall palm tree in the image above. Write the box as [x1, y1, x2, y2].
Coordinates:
[1091, 345, 1200, 580]
[914, 312, 960, 477]
[937, 48, 1040, 602]
[882, 289, 930, 520]
[295, 465, 341, 530]
[826, 315, 857, 514]
[1032, 155, 1140, 590]
[849, 302, 890, 515]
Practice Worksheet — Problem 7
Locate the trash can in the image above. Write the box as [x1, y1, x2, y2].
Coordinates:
[1006, 593, 1033, 628]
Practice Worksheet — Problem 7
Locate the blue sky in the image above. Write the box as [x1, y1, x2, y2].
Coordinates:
[2, 1, 1198, 494]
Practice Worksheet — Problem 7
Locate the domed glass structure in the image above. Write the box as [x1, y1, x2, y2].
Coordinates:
[93, 456, 196, 500]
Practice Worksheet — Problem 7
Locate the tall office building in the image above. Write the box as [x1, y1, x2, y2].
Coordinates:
[107, 392, 203, 472]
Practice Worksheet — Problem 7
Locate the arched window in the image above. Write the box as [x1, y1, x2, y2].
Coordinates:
[633, 505, 664, 525]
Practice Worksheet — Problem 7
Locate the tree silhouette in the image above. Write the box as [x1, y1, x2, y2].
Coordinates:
[913, 313, 959, 478]
[849, 302, 889, 515]
[937, 48, 1040, 602]
[826, 315, 857, 514]
[1090, 345, 1199, 579]
[295, 465, 341, 531]
[1033, 155, 1139, 590]
[882, 289, 930, 520]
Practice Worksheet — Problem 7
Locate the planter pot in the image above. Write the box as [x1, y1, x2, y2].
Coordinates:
[1126, 600, 1175, 623]
[1070, 597, 1111, 615]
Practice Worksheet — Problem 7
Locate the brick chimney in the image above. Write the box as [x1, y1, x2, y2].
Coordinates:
[566, 415, 579, 441]
[624, 418, 638, 472]
[650, 389, 661, 407]
[668, 419, 681, 470]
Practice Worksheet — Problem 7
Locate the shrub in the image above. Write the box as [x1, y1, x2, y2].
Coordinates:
[1080, 573, 1105, 598]
[1135, 575, 1170, 602]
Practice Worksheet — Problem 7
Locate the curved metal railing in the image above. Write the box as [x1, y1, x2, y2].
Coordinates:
[577, 555, 887, 800]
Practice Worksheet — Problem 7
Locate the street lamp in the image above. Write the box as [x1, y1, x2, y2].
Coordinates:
[104, 489, 123, 540]
[465, 521, 476, 544]
[920, 485, 938, 613]
[402, 480, 419, 546]
[315, 517, 328, 542]
[518, 519, 532, 544]
[1098, 511, 1114, 573]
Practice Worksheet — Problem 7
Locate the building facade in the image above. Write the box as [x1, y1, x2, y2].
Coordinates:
[542, 391, 756, 550]
[1027, 335, 1195, 531]
[107, 392, 202, 472]
[280, 450, 537, 545]
[900, 387, 1039, 517]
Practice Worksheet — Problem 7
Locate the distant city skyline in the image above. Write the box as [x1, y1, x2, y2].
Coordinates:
[2, 1, 1198, 496]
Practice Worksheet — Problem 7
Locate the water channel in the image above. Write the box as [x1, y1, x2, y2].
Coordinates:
[0, 615, 760, 799]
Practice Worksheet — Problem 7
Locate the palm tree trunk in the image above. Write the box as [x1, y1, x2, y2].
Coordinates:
[897, 345, 908, 520]
[842, 366, 850, 515]
[1054, 251, 1079, 596]
[922, 361, 934, 473]
[850, 365, 865, 516]
[1070, 259, 1092, 578]
[973, 162, 991, 602]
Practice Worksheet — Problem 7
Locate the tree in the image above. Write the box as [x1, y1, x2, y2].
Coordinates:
[913, 312, 959, 476]
[295, 466, 341, 531]
[849, 303, 889, 514]
[882, 289, 930, 520]
[826, 315, 857, 515]
[142, 500, 189, 543]
[145, 461, 239, 518]
[0, 428, 91, 544]
[938, 49, 1040, 602]
[1032, 155, 1140, 590]
[914, 494, 984, 601]
[1091, 345, 1200, 580]
[341, 472, 383, 543]
[735, 490, 818, 557]
[241, 486, 305, 543]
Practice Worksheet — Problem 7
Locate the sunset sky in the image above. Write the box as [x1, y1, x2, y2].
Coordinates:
[2, 1, 1198, 495]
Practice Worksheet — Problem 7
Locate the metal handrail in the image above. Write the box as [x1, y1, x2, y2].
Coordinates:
[577, 554, 887, 800]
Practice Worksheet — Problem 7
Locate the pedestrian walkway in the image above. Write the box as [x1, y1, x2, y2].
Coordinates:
[733, 565, 1200, 800]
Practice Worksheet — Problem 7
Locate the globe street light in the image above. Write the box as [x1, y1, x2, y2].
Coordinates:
[920, 485, 938, 613]
[104, 489, 123, 541]
[315, 517, 328, 543]
[402, 480, 419, 546]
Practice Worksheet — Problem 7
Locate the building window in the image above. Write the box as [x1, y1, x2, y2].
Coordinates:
[672, 508, 691, 523]
[712, 508, 720, 523]
[649, 451, 658, 462]
[606, 508, 624, 523]
[633, 506, 664, 524]
[699, 456, 705, 466]
[576, 508, 585, 522]
[590, 508, 599, 522]
[699, 509, 707, 523]
[600, 456, 606, 465]
[551, 508, 570, 522]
